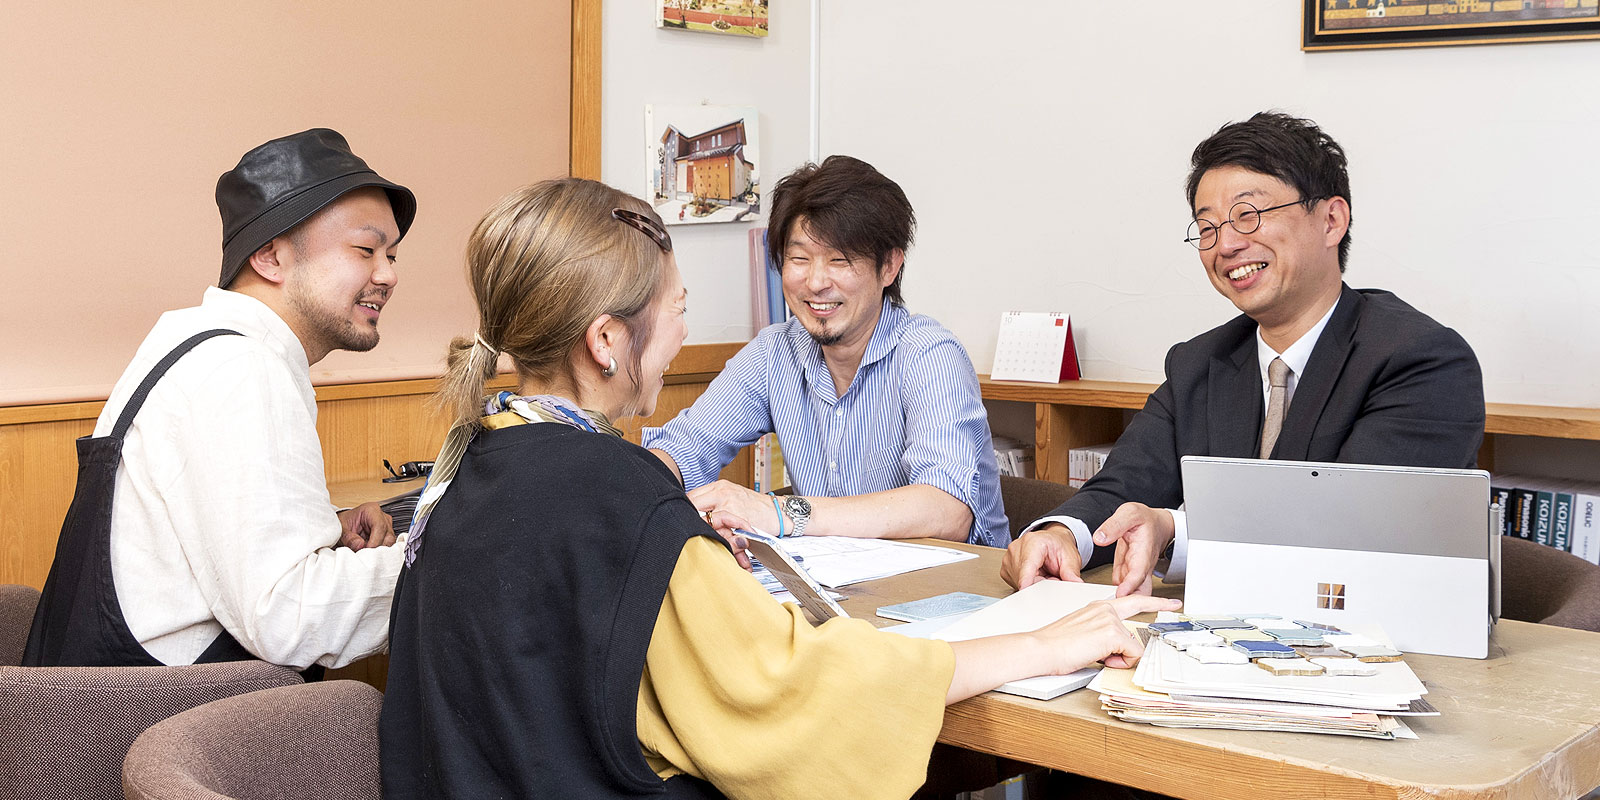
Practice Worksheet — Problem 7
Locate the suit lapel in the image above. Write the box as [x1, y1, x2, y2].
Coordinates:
[1207, 332, 1264, 458]
[1272, 283, 1360, 460]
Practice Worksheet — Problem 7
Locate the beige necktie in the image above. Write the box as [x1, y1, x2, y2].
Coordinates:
[1259, 357, 1291, 459]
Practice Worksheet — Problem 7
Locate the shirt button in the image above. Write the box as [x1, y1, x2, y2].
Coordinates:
[835, 408, 843, 417]
[829, 461, 837, 471]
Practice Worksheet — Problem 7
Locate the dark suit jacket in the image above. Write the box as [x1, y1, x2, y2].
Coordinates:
[1051, 283, 1485, 569]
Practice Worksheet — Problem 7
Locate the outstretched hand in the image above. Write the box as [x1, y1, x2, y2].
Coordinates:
[1033, 593, 1182, 673]
[1092, 502, 1175, 597]
[1000, 524, 1084, 589]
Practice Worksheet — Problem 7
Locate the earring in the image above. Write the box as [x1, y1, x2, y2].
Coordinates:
[602, 357, 617, 378]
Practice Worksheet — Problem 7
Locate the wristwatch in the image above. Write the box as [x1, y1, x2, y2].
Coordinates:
[781, 495, 812, 538]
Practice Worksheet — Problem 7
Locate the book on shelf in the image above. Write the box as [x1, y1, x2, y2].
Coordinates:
[1068, 442, 1114, 488]
[990, 436, 1034, 478]
[1491, 473, 1600, 565]
[752, 432, 789, 494]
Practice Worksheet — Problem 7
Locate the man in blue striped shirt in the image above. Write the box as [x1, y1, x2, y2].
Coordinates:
[644, 156, 1008, 547]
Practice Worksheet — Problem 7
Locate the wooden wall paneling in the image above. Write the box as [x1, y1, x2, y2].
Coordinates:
[316, 394, 453, 486]
[570, 0, 602, 179]
[0, 417, 97, 588]
[0, 344, 746, 591]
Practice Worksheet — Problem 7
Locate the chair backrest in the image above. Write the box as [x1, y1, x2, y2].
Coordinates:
[0, 584, 42, 666]
[1500, 537, 1600, 632]
[122, 680, 383, 800]
[0, 661, 301, 800]
[998, 475, 1076, 541]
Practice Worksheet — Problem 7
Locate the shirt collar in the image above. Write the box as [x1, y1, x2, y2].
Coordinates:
[860, 299, 907, 371]
[201, 286, 311, 372]
[1256, 298, 1338, 384]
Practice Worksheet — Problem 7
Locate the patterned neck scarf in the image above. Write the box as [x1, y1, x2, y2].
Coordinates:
[485, 392, 624, 438]
[403, 392, 621, 566]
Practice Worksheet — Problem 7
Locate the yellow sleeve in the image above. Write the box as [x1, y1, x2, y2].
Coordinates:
[637, 536, 956, 800]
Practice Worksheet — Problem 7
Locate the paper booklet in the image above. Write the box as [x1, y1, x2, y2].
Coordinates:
[909, 580, 1117, 700]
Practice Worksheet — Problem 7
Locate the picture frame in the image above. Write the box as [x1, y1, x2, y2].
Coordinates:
[658, 0, 769, 38]
[1303, 0, 1600, 50]
[645, 104, 762, 226]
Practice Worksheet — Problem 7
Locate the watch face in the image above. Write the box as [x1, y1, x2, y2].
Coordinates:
[785, 496, 811, 516]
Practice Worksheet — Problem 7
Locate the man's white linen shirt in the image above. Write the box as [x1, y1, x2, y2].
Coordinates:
[1021, 301, 1340, 581]
[99, 287, 403, 668]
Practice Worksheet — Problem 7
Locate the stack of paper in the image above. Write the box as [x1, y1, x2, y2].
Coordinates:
[747, 535, 974, 605]
[1089, 613, 1433, 740]
[775, 536, 977, 588]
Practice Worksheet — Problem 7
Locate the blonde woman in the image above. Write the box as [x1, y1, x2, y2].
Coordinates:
[379, 178, 1177, 799]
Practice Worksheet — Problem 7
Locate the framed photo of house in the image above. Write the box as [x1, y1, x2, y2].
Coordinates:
[1304, 0, 1600, 50]
[646, 104, 761, 226]
[658, 0, 769, 38]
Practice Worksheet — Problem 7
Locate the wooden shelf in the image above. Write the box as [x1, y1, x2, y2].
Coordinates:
[1484, 403, 1600, 440]
[977, 377, 1153, 410]
[978, 374, 1600, 482]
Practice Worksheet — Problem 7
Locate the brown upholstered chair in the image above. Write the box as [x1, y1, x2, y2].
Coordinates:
[997, 475, 1076, 541]
[0, 661, 301, 800]
[0, 584, 42, 666]
[122, 680, 382, 800]
[1500, 536, 1600, 632]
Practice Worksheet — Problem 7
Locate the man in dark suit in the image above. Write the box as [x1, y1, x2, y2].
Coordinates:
[1001, 111, 1484, 596]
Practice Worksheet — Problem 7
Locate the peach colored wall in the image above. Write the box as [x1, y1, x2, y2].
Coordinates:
[0, 1, 571, 405]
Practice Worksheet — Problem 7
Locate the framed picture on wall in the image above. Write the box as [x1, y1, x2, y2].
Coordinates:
[658, 0, 769, 38]
[645, 104, 762, 226]
[1304, 0, 1600, 50]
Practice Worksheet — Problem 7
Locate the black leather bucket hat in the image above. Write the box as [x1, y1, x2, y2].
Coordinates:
[216, 128, 417, 287]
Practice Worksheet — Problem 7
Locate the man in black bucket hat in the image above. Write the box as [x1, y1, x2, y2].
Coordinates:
[26, 129, 416, 670]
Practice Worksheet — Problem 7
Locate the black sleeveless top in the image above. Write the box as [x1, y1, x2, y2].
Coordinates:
[381, 421, 727, 799]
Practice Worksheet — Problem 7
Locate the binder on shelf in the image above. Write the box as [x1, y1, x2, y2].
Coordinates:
[990, 311, 1080, 384]
[1492, 472, 1600, 565]
[749, 227, 788, 329]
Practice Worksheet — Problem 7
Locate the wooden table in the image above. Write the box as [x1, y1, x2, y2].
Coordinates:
[328, 477, 422, 510]
[326, 479, 1600, 798]
[838, 541, 1600, 800]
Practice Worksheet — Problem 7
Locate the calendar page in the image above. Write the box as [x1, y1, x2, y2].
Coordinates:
[990, 311, 1080, 383]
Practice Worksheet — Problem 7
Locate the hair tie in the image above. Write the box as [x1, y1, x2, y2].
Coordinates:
[473, 332, 497, 356]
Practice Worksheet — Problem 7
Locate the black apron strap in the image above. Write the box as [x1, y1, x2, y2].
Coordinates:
[23, 328, 243, 667]
[112, 329, 243, 439]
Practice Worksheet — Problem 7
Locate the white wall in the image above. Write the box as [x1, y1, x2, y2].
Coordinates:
[601, 1, 813, 345]
[818, 1, 1600, 410]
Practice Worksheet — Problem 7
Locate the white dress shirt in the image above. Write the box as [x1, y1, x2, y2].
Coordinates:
[100, 288, 403, 668]
[1022, 300, 1340, 582]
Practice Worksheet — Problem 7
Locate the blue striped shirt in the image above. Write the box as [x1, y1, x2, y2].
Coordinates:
[643, 300, 1008, 547]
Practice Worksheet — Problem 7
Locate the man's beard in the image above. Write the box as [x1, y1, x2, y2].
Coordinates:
[803, 319, 843, 347]
[289, 283, 381, 353]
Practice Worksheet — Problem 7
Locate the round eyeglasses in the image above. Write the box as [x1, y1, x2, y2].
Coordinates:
[1184, 200, 1306, 251]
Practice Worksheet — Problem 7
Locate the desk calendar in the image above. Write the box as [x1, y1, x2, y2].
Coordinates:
[990, 311, 1080, 383]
